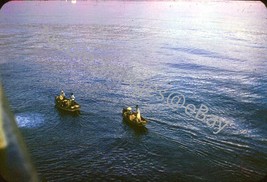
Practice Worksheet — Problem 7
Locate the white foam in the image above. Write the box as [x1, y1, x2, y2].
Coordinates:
[15, 113, 45, 128]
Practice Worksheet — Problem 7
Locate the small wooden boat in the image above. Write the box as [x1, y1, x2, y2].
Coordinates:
[55, 95, 80, 114]
[122, 108, 147, 127]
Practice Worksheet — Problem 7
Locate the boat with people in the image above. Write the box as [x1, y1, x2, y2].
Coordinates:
[55, 90, 80, 114]
[122, 105, 147, 127]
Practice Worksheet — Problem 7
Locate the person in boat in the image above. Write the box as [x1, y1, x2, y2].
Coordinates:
[61, 90, 65, 97]
[59, 90, 66, 100]
[135, 105, 141, 122]
[126, 107, 136, 121]
[126, 107, 132, 115]
[70, 93, 75, 106]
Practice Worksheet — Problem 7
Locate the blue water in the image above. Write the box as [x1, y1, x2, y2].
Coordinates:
[1, 1, 267, 181]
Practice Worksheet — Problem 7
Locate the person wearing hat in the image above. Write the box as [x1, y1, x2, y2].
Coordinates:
[126, 107, 132, 115]
[127, 107, 137, 121]
[59, 90, 65, 100]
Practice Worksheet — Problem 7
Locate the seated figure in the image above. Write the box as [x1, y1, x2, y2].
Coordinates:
[59, 90, 65, 100]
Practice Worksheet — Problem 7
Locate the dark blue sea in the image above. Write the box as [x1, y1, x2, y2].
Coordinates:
[0, 1, 267, 181]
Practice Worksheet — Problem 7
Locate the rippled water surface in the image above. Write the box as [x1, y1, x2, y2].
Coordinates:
[1, 1, 267, 181]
